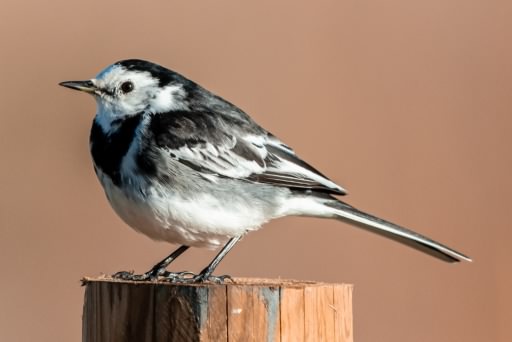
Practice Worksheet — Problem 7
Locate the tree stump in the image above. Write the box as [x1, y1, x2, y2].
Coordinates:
[82, 276, 353, 342]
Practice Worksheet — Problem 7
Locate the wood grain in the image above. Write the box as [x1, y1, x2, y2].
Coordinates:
[82, 276, 352, 342]
[333, 284, 354, 342]
[304, 284, 335, 341]
[280, 286, 305, 342]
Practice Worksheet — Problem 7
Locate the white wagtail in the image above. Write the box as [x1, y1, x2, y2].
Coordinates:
[60, 59, 471, 282]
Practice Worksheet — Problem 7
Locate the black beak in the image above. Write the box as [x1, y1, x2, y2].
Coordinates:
[59, 80, 97, 93]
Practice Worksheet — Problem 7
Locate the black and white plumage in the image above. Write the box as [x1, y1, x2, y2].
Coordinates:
[60, 59, 470, 282]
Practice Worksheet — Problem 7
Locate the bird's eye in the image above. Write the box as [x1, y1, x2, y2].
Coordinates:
[120, 81, 134, 94]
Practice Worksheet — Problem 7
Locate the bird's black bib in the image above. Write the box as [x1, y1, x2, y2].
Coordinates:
[89, 114, 143, 186]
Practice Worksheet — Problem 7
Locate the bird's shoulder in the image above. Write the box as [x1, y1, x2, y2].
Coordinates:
[147, 109, 261, 149]
[143, 109, 267, 178]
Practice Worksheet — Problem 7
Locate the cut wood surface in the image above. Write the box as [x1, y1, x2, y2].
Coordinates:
[82, 276, 353, 342]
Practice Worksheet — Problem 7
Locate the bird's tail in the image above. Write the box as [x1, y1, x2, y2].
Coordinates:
[325, 199, 472, 263]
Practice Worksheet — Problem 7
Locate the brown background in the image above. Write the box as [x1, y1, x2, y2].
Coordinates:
[1, 1, 510, 341]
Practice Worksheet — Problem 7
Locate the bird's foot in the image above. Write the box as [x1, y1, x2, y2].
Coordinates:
[161, 271, 233, 284]
[112, 268, 163, 281]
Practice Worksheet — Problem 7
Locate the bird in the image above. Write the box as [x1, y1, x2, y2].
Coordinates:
[60, 59, 471, 283]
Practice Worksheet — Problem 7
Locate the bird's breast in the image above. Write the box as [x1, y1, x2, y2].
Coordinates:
[89, 113, 144, 186]
[95, 168, 272, 248]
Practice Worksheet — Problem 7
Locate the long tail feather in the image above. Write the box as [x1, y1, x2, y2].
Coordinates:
[327, 200, 472, 263]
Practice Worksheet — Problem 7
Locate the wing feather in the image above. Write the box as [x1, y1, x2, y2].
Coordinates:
[149, 111, 346, 195]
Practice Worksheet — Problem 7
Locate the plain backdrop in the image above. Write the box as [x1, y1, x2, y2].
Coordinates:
[1, 1, 510, 341]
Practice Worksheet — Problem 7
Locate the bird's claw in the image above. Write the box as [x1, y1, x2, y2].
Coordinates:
[112, 269, 233, 284]
[160, 271, 233, 284]
[112, 269, 160, 281]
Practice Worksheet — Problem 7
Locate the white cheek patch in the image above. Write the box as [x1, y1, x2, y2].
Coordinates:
[150, 85, 187, 113]
[120, 91, 148, 114]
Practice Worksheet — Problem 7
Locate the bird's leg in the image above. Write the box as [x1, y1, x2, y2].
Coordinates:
[184, 235, 242, 283]
[113, 245, 190, 281]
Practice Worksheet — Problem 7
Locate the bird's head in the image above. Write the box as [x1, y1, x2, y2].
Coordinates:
[60, 59, 189, 119]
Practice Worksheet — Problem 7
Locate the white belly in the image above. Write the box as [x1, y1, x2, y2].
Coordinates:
[99, 172, 269, 249]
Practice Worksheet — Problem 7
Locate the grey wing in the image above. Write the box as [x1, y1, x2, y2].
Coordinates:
[150, 111, 346, 195]
[247, 136, 347, 195]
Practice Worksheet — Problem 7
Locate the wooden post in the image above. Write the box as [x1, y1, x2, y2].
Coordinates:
[82, 277, 353, 342]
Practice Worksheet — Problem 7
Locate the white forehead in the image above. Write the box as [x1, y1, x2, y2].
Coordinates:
[94, 64, 158, 88]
